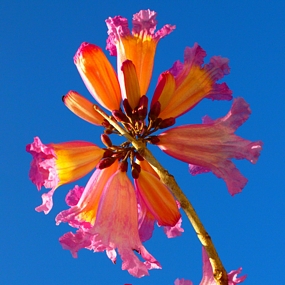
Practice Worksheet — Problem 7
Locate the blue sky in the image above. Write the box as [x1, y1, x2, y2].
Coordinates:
[1, 1, 284, 284]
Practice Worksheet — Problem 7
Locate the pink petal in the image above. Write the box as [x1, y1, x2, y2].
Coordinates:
[59, 228, 92, 258]
[137, 197, 155, 242]
[158, 98, 263, 195]
[162, 217, 184, 238]
[65, 185, 84, 206]
[227, 268, 247, 284]
[174, 279, 193, 285]
[26, 137, 58, 191]
[35, 189, 55, 214]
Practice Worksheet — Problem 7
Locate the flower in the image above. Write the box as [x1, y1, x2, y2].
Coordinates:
[56, 163, 162, 277]
[174, 247, 246, 285]
[106, 9, 175, 102]
[156, 98, 263, 195]
[26, 137, 104, 214]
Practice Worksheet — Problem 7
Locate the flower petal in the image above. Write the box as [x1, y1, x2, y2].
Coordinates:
[106, 9, 175, 99]
[157, 43, 232, 119]
[56, 161, 119, 227]
[74, 42, 121, 111]
[35, 189, 55, 214]
[157, 98, 263, 195]
[63, 91, 104, 125]
[151, 71, 176, 112]
[121, 60, 141, 109]
[135, 169, 181, 226]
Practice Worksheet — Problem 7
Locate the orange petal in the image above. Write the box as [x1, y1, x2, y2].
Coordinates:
[74, 42, 121, 111]
[159, 66, 214, 119]
[135, 170, 180, 226]
[121, 60, 141, 109]
[63, 91, 104, 125]
[119, 36, 157, 97]
[151, 71, 175, 112]
[137, 159, 159, 179]
[77, 160, 119, 224]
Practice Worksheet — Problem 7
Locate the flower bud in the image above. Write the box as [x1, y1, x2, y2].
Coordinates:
[101, 134, 112, 147]
[159, 117, 176, 129]
[119, 161, 128, 172]
[148, 101, 161, 120]
[148, 136, 160, 144]
[97, 157, 117, 169]
[123, 99, 133, 118]
[112, 109, 129, 123]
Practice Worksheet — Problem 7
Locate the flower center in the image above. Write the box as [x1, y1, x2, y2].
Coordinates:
[98, 96, 175, 178]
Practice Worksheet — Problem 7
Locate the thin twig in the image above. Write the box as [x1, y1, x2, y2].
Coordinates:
[94, 104, 228, 285]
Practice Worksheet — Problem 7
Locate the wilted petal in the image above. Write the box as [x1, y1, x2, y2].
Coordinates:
[74, 42, 121, 111]
[157, 98, 263, 195]
[135, 169, 181, 226]
[106, 9, 175, 99]
[63, 91, 104, 125]
[157, 43, 232, 119]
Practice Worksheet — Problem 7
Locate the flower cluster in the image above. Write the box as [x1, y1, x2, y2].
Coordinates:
[26, 9, 262, 278]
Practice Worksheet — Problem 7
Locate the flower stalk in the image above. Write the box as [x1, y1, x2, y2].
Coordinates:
[94, 104, 228, 285]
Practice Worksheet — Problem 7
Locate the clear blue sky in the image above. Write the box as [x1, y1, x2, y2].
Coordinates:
[1, 1, 284, 284]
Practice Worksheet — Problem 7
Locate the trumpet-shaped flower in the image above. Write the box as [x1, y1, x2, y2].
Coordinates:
[106, 9, 175, 104]
[152, 43, 233, 119]
[57, 165, 161, 277]
[157, 98, 263, 195]
[26, 137, 104, 213]
[174, 247, 246, 285]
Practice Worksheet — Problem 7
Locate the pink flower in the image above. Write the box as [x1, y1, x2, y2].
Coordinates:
[56, 162, 161, 277]
[174, 247, 246, 285]
[157, 98, 263, 195]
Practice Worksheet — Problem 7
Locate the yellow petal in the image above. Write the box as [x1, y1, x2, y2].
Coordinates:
[51, 141, 104, 185]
